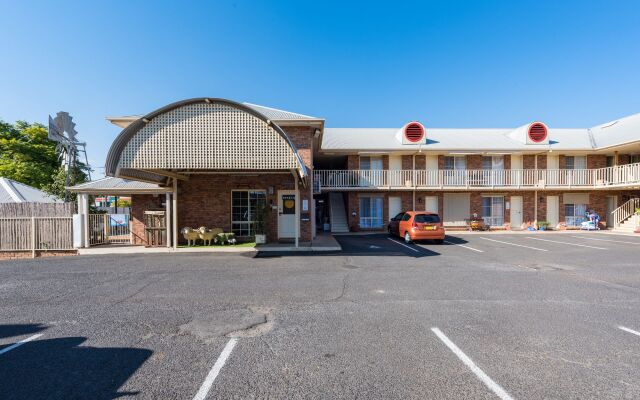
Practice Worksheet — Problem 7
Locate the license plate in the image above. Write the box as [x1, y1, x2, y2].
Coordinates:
[424, 226, 435, 230]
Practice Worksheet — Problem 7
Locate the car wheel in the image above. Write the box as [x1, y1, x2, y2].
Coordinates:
[404, 232, 412, 244]
[434, 239, 444, 244]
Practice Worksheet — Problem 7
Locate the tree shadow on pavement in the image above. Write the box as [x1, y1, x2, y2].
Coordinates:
[0, 335, 152, 400]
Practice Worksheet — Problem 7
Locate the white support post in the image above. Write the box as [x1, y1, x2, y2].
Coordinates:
[31, 216, 36, 258]
[165, 193, 172, 248]
[294, 172, 299, 248]
[82, 193, 89, 248]
[172, 179, 178, 249]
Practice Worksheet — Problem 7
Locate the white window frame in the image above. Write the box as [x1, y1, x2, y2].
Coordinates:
[482, 196, 505, 227]
[359, 195, 384, 229]
[444, 156, 466, 170]
[359, 156, 383, 170]
[231, 189, 267, 237]
[565, 155, 587, 170]
[564, 203, 587, 227]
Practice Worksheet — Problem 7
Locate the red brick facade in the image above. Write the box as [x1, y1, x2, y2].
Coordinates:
[128, 125, 315, 245]
[337, 152, 639, 231]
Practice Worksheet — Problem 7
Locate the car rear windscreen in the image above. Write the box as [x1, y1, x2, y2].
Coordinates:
[414, 214, 440, 223]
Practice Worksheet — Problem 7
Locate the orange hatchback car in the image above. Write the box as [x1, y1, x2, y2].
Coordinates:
[388, 211, 445, 244]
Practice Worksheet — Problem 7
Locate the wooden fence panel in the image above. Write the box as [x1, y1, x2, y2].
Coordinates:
[0, 217, 74, 251]
[0, 202, 75, 217]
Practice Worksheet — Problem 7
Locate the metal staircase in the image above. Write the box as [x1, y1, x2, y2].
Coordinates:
[329, 192, 349, 233]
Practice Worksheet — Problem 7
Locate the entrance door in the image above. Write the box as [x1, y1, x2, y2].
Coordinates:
[388, 196, 402, 222]
[278, 190, 297, 239]
[606, 196, 617, 228]
[510, 196, 523, 229]
[425, 196, 438, 214]
[443, 193, 470, 226]
[547, 195, 559, 227]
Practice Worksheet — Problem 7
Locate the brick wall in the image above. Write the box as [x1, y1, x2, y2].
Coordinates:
[618, 154, 630, 165]
[131, 194, 165, 245]
[340, 189, 639, 231]
[537, 155, 547, 169]
[467, 155, 483, 170]
[559, 155, 566, 169]
[587, 155, 606, 169]
[0, 250, 77, 260]
[402, 155, 413, 170]
[523, 155, 535, 169]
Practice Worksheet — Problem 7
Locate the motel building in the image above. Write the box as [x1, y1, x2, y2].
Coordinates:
[69, 98, 640, 248]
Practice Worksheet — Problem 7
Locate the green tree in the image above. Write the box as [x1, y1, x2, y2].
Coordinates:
[0, 120, 59, 188]
[0, 119, 91, 201]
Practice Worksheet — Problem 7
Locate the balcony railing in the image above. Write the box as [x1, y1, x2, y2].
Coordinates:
[314, 163, 640, 191]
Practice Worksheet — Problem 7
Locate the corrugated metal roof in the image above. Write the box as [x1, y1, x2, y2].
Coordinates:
[0, 177, 61, 203]
[107, 102, 322, 129]
[321, 127, 596, 151]
[242, 103, 321, 121]
[68, 177, 170, 193]
[591, 112, 640, 149]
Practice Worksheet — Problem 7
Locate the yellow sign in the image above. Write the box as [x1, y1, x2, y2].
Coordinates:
[284, 199, 295, 209]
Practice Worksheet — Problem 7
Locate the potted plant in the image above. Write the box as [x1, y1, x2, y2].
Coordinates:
[254, 202, 269, 244]
[537, 221, 549, 231]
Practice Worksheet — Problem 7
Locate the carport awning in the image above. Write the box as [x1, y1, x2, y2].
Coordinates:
[68, 177, 173, 195]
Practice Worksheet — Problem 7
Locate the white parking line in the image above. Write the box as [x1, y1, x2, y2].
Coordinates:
[387, 238, 421, 253]
[0, 334, 43, 356]
[526, 237, 607, 250]
[443, 240, 484, 253]
[479, 237, 548, 251]
[192, 338, 238, 400]
[619, 326, 640, 337]
[431, 327, 514, 400]
[570, 235, 640, 245]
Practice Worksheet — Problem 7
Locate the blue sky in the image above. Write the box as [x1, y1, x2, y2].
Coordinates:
[1, 1, 639, 177]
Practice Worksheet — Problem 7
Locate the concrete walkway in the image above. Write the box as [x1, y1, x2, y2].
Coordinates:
[77, 233, 342, 255]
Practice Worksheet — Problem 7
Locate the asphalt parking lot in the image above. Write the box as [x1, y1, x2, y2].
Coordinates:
[2, 231, 640, 399]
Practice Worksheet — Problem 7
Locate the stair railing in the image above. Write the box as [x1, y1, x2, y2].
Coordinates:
[613, 198, 640, 228]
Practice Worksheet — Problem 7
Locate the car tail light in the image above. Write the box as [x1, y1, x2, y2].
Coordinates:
[412, 221, 418, 228]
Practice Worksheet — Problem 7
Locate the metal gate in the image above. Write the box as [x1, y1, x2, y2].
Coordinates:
[89, 214, 131, 245]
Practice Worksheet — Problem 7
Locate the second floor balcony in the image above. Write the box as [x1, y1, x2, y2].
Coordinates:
[314, 163, 640, 191]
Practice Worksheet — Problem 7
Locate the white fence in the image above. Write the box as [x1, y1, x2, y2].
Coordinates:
[0, 217, 74, 255]
[315, 162, 640, 190]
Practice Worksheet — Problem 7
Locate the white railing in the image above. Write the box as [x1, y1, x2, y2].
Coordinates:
[612, 198, 640, 228]
[314, 163, 640, 190]
[0, 217, 74, 255]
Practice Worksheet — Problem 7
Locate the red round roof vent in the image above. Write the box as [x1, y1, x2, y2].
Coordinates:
[404, 122, 425, 143]
[528, 123, 547, 143]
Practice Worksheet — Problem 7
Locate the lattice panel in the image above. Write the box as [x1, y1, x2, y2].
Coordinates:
[118, 103, 300, 170]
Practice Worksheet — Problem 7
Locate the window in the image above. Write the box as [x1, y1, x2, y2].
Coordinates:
[606, 156, 614, 168]
[359, 196, 384, 228]
[392, 212, 405, 221]
[482, 156, 504, 170]
[414, 214, 440, 223]
[482, 196, 504, 226]
[359, 156, 383, 170]
[630, 155, 640, 164]
[565, 156, 586, 170]
[231, 190, 266, 237]
[444, 156, 466, 170]
[564, 203, 587, 227]
[401, 213, 411, 221]
[444, 156, 466, 185]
